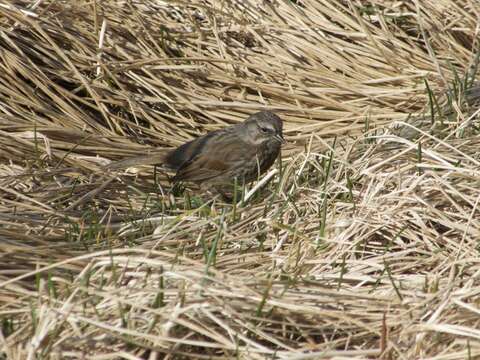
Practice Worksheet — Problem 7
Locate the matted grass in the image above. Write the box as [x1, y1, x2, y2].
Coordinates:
[1, 1, 480, 359]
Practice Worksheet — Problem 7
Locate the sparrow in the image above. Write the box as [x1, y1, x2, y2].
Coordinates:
[108, 110, 284, 194]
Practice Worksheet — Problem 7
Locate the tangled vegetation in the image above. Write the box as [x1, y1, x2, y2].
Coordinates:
[1, 1, 480, 359]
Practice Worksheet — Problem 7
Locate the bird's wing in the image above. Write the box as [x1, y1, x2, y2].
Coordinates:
[164, 131, 218, 170]
[173, 137, 255, 183]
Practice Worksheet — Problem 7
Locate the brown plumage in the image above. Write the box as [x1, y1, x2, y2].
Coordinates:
[108, 110, 284, 191]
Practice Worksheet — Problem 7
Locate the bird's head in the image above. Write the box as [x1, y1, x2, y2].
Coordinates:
[242, 111, 285, 145]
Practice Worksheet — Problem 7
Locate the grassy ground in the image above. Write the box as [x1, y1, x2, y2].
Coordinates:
[1, 1, 480, 359]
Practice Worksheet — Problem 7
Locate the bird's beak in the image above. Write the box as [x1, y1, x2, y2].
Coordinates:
[274, 134, 286, 144]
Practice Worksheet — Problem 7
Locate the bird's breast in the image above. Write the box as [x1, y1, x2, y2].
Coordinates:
[256, 140, 281, 173]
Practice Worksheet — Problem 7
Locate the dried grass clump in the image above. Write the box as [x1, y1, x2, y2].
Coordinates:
[1, 1, 480, 359]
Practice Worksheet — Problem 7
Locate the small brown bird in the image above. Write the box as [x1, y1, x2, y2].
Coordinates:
[108, 111, 284, 195]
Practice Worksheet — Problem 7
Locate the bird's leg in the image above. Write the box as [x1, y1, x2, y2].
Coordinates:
[215, 187, 234, 203]
[213, 179, 243, 203]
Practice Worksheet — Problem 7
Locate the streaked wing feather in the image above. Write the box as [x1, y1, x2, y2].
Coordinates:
[173, 138, 254, 183]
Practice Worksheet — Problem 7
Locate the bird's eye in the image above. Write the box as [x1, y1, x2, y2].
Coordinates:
[260, 127, 269, 133]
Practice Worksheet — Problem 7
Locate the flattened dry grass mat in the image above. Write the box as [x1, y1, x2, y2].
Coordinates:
[1, 1, 480, 359]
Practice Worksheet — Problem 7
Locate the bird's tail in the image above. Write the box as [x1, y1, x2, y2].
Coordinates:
[104, 151, 168, 170]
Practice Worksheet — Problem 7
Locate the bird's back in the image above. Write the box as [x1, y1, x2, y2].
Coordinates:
[164, 126, 238, 171]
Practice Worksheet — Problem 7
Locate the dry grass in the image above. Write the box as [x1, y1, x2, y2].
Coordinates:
[1, 0, 480, 359]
